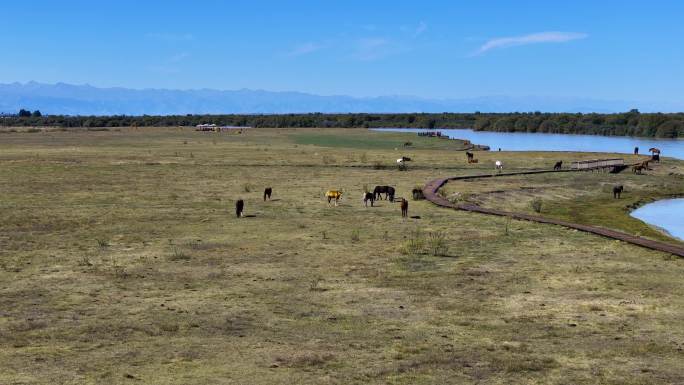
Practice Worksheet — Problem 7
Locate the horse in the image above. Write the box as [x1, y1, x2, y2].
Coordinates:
[466, 152, 474, 162]
[412, 188, 424, 200]
[495, 160, 503, 171]
[363, 192, 375, 207]
[403, 142, 412, 147]
[400, 198, 408, 217]
[632, 165, 644, 174]
[397, 156, 411, 164]
[235, 199, 244, 218]
[553, 161, 563, 170]
[613, 185, 624, 199]
[263, 187, 272, 201]
[373, 186, 395, 202]
[640, 160, 651, 170]
[326, 190, 343, 206]
[634, 146, 639, 155]
[649, 148, 661, 163]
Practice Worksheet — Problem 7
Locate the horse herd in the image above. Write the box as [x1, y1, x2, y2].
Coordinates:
[236, 185, 408, 218]
[234, 148, 663, 217]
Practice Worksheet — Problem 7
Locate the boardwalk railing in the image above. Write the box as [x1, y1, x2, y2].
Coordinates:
[571, 158, 624, 170]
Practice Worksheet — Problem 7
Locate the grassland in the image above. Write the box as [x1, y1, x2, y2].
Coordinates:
[439, 166, 684, 243]
[1, 127, 684, 385]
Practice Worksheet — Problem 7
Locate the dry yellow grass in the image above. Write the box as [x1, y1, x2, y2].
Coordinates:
[1, 127, 683, 384]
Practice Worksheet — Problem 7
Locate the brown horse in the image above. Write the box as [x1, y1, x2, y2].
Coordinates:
[400, 199, 408, 217]
[466, 152, 474, 162]
[263, 187, 272, 201]
[632, 165, 644, 174]
[553, 161, 563, 170]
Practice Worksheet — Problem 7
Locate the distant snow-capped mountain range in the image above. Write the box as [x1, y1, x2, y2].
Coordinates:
[0, 81, 680, 115]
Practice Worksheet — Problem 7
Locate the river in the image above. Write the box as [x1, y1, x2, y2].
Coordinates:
[373, 128, 684, 160]
[630, 199, 684, 241]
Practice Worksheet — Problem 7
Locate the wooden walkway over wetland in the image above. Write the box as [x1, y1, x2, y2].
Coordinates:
[422, 165, 684, 258]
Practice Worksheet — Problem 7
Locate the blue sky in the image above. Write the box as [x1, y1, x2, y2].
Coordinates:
[2, 0, 683, 103]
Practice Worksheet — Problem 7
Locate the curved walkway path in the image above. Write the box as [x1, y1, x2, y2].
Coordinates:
[422, 169, 684, 257]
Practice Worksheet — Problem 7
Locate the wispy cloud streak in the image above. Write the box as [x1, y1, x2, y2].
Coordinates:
[287, 42, 324, 57]
[474, 31, 588, 55]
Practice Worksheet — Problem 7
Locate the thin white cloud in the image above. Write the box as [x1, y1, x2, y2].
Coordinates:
[287, 42, 324, 57]
[170, 52, 190, 62]
[355, 37, 390, 61]
[413, 21, 427, 37]
[474, 31, 588, 55]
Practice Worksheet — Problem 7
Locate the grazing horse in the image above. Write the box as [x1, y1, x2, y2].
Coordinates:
[235, 199, 244, 218]
[400, 198, 408, 218]
[412, 188, 424, 200]
[495, 160, 503, 171]
[632, 164, 644, 174]
[363, 192, 375, 207]
[640, 160, 652, 170]
[466, 152, 474, 162]
[634, 146, 639, 155]
[373, 186, 395, 202]
[553, 161, 563, 170]
[613, 185, 624, 199]
[263, 187, 272, 201]
[649, 148, 661, 162]
[326, 190, 343, 206]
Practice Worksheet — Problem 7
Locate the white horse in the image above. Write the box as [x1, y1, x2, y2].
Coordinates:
[495, 160, 503, 171]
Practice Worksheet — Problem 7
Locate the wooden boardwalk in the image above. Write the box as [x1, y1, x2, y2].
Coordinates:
[422, 169, 684, 257]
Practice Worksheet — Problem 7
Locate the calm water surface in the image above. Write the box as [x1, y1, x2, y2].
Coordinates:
[631, 199, 684, 241]
[373, 128, 684, 160]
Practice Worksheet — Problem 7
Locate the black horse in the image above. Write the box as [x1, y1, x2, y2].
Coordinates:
[466, 152, 474, 161]
[652, 154, 660, 162]
[553, 161, 563, 170]
[363, 192, 375, 207]
[373, 186, 395, 202]
[235, 199, 244, 217]
[613, 185, 624, 199]
[634, 146, 639, 155]
[264, 187, 272, 201]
